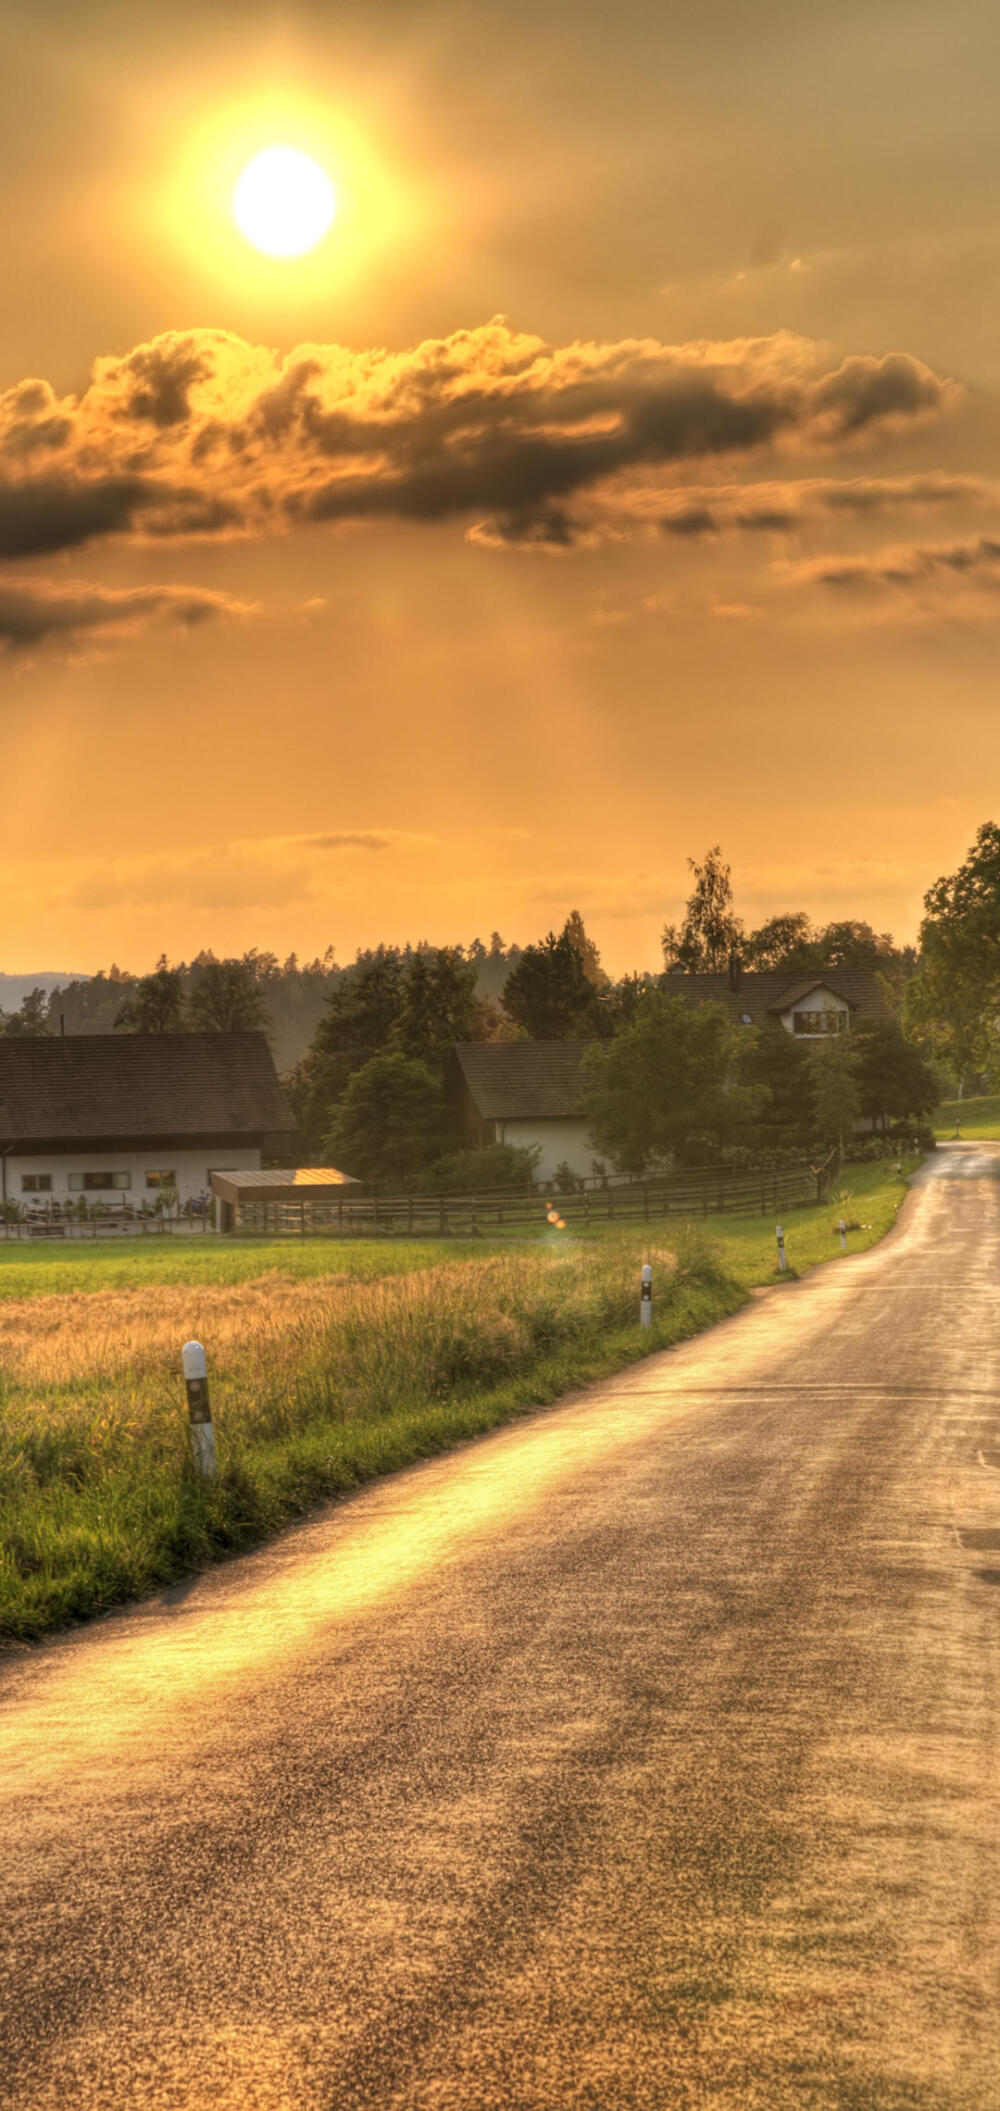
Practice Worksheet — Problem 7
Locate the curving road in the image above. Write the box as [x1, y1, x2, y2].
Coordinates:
[1, 1145, 998, 2110]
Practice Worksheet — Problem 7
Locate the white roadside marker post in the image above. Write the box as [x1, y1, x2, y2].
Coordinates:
[182, 1339, 217, 1479]
[838, 1216, 847, 1254]
[640, 1261, 653, 1328]
[776, 1224, 787, 1273]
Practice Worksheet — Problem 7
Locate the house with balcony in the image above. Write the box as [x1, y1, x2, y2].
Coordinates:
[663, 960, 893, 1037]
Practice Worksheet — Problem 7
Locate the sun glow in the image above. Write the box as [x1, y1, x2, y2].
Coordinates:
[234, 146, 336, 256]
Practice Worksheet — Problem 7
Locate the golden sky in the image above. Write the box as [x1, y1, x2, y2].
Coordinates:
[2, 0, 999, 976]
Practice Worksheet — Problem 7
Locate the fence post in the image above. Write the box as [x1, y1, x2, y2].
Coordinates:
[776, 1224, 787, 1273]
[640, 1261, 653, 1327]
[182, 1340, 217, 1478]
[838, 1216, 847, 1254]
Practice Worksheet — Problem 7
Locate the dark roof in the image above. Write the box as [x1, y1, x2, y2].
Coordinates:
[0, 1032, 294, 1145]
[661, 967, 893, 1027]
[452, 1041, 589, 1119]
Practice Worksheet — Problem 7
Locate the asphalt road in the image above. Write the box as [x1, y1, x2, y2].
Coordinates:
[1, 1145, 998, 2110]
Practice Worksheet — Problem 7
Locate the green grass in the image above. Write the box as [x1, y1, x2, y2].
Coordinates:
[932, 1093, 1000, 1139]
[0, 1234, 470, 1300]
[0, 1158, 919, 1645]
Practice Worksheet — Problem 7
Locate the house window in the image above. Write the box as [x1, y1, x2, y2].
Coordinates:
[145, 1170, 177, 1189]
[68, 1171, 132, 1192]
[21, 1174, 52, 1193]
[792, 1009, 849, 1036]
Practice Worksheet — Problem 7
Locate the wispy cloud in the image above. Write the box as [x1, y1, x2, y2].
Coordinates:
[0, 575, 253, 652]
[785, 534, 1000, 611]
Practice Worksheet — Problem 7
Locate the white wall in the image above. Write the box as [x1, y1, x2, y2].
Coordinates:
[4, 1145, 262, 1208]
[496, 1118, 598, 1184]
[777, 986, 851, 1038]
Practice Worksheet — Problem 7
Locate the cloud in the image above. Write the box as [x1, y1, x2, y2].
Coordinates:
[0, 322, 959, 560]
[478, 471, 991, 548]
[0, 576, 253, 651]
[789, 535, 1000, 596]
[300, 833, 392, 852]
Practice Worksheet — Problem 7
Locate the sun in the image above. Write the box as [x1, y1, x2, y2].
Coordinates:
[233, 146, 336, 257]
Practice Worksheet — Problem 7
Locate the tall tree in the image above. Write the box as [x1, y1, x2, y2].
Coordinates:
[807, 1036, 861, 1156]
[580, 996, 762, 1174]
[561, 909, 608, 989]
[853, 1020, 939, 1132]
[904, 822, 1000, 1081]
[290, 946, 407, 1154]
[325, 1053, 446, 1187]
[394, 946, 480, 1068]
[502, 929, 606, 1040]
[187, 959, 272, 1034]
[115, 959, 185, 1033]
[662, 847, 744, 971]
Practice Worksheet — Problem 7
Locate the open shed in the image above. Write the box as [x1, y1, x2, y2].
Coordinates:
[210, 1166, 360, 1233]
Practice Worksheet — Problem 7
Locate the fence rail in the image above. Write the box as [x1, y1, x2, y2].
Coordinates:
[234, 1153, 839, 1240]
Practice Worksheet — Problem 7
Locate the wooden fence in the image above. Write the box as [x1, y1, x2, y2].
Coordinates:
[234, 1153, 839, 1240]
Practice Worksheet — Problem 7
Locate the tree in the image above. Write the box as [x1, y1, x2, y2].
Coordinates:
[115, 959, 184, 1033]
[662, 847, 743, 971]
[502, 928, 607, 1039]
[290, 946, 407, 1154]
[325, 1053, 446, 1187]
[187, 959, 272, 1034]
[740, 1026, 814, 1149]
[807, 1036, 861, 1156]
[853, 1020, 939, 1132]
[394, 946, 480, 1068]
[904, 822, 1000, 1081]
[561, 909, 608, 989]
[743, 913, 815, 971]
[0, 988, 52, 1037]
[580, 996, 762, 1175]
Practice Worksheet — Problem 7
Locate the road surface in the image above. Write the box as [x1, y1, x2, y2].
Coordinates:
[1, 1145, 998, 2109]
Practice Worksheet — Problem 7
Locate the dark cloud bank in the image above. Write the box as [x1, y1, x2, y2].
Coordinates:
[0, 321, 960, 560]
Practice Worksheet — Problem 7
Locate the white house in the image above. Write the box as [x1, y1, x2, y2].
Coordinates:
[663, 963, 893, 1037]
[0, 1031, 295, 1213]
[451, 968, 893, 1183]
[450, 1042, 596, 1184]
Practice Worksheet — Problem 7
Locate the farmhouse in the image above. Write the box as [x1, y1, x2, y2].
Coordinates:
[0, 1032, 295, 1210]
[450, 1041, 595, 1184]
[451, 968, 893, 1183]
[665, 962, 893, 1036]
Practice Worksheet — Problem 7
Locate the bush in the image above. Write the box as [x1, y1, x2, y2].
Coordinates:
[888, 1120, 936, 1151]
[414, 1142, 541, 1194]
[552, 1160, 585, 1193]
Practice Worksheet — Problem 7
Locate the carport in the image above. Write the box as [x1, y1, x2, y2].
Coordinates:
[210, 1166, 361, 1234]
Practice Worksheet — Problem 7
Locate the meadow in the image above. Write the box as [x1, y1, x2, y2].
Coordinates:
[0, 1158, 917, 1643]
[933, 1094, 1000, 1140]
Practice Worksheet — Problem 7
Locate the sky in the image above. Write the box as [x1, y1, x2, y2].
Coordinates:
[1, 0, 998, 977]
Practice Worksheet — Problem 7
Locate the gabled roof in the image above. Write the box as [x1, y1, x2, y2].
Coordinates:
[661, 967, 893, 1027]
[452, 1041, 589, 1119]
[0, 1032, 294, 1144]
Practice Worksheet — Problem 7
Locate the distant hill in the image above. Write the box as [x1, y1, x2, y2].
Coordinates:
[0, 973, 87, 1010]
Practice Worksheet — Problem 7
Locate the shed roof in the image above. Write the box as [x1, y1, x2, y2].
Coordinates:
[661, 967, 893, 1027]
[0, 1032, 294, 1145]
[210, 1167, 359, 1203]
[452, 1041, 589, 1119]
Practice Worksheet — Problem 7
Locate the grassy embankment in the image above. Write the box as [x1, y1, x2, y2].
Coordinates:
[0, 1157, 917, 1644]
[933, 1094, 1000, 1140]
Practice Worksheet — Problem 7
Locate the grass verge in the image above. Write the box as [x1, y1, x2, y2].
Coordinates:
[0, 1158, 918, 1645]
[932, 1094, 1000, 1140]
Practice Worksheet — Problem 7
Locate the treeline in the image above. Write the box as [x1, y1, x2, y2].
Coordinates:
[0, 935, 526, 1074]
